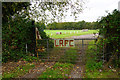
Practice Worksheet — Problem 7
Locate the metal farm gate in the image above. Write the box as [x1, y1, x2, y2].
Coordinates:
[36, 38, 104, 63]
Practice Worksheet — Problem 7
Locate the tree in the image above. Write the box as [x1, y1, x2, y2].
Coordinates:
[2, 2, 30, 24]
[2, 1, 86, 62]
[98, 9, 120, 67]
[29, 0, 85, 23]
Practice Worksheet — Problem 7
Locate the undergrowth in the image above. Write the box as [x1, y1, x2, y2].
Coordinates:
[2, 63, 35, 78]
[85, 41, 120, 78]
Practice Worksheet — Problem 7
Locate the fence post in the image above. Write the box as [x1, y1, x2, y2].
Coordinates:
[103, 42, 104, 64]
[47, 39, 49, 51]
[82, 39, 84, 53]
[26, 44, 27, 53]
[47, 39, 49, 60]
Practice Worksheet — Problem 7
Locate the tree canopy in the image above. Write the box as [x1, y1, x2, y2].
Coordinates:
[46, 21, 98, 30]
[29, 0, 85, 23]
[2, 2, 30, 23]
[2, 1, 86, 62]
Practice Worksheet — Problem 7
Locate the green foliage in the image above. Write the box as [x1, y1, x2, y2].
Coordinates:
[3, 63, 35, 78]
[2, 6, 53, 63]
[86, 41, 103, 71]
[2, 1, 85, 63]
[38, 62, 73, 78]
[85, 69, 119, 78]
[85, 41, 104, 78]
[112, 58, 120, 68]
[2, 2, 30, 24]
[53, 62, 73, 69]
[22, 56, 39, 62]
[47, 21, 98, 30]
[29, 1, 85, 23]
[86, 61, 103, 71]
[98, 9, 120, 66]
[2, 15, 35, 62]
[2, 16, 53, 62]
[85, 41, 120, 78]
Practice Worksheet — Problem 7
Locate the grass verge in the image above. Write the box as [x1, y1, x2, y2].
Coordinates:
[2, 63, 35, 78]
[38, 62, 74, 78]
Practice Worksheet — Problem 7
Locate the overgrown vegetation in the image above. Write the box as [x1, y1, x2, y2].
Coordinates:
[85, 41, 120, 78]
[2, 1, 85, 63]
[2, 2, 31, 62]
[38, 62, 73, 78]
[85, 9, 120, 78]
[98, 9, 120, 67]
[2, 15, 52, 62]
[86, 41, 103, 71]
[22, 56, 39, 62]
[2, 3, 53, 63]
[2, 63, 35, 78]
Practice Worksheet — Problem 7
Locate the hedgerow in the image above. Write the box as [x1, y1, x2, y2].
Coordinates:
[98, 9, 120, 67]
[2, 15, 53, 62]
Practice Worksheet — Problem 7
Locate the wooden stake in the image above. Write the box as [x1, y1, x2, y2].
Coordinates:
[36, 39, 38, 58]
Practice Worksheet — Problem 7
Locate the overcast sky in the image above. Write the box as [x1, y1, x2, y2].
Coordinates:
[31, 0, 120, 23]
[62, 0, 120, 22]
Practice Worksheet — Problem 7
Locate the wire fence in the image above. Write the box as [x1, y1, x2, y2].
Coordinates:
[36, 38, 104, 63]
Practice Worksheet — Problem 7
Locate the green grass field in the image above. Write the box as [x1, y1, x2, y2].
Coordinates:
[44, 30, 99, 39]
